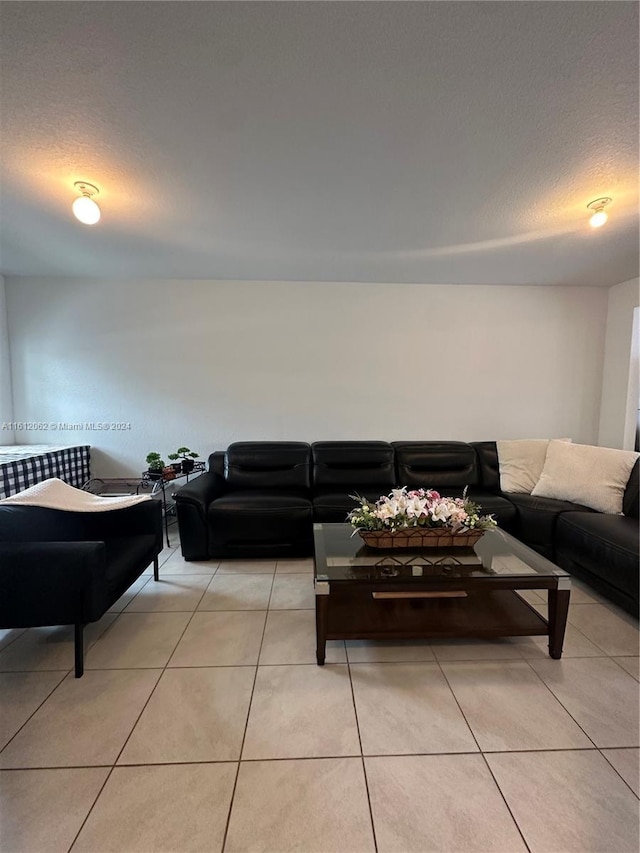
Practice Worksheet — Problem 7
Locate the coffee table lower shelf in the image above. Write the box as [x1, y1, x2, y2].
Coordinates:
[316, 588, 557, 663]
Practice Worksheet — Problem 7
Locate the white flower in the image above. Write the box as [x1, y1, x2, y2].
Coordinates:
[430, 502, 453, 523]
[376, 501, 397, 520]
[349, 484, 497, 532]
[406, 496, 428, 518]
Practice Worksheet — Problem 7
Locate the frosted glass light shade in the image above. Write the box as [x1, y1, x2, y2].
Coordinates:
[72, 195, 101, 225]
[589, 210, 608, 228]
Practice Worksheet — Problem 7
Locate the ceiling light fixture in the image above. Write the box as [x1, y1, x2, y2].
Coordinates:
[587, 197, 611, 229]
[72, 181, 101, 225]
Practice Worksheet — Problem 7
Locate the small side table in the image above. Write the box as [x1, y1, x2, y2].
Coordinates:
[82, 478, 143, 497]
[139, 463, 206, 548]
[83, 463, 205, 548]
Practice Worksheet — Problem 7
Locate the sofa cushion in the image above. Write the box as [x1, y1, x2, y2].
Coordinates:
[464, 491, 517, 531]
[496, 438, 570, 494]
[556, 512, 639, 615]
[312, 442, 395, 491]
[507, 493, 595, 559]
[209, 491, 312, 515]
[313, 490, 385, 524]
[208, 491, 313, 548]
[532, 441, 639, 514]
[392, 442, 478, 490]
[225, 442, 311, 492]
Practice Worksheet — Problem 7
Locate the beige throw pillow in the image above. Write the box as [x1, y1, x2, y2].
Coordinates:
[531, 440, 639, 514]
[497, 439, 569, 494]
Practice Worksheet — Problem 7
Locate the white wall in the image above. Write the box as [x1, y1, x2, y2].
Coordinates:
[5, 278, 607, 476]
[0, 275, 15, 445]
[598, 277, 640, 449]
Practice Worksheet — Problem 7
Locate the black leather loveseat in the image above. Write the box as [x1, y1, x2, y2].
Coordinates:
[0, 500, 163, 675]
[175, 440, 639, 616]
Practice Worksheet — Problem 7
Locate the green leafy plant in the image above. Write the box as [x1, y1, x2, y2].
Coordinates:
[175, 446, 199, 461]
[171, 446, 199, 473]
[145, 452, 165, 471]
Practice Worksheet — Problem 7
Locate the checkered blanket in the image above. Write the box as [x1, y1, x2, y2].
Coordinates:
[0, 478, 150, 512]
[0, 445, 91, 500]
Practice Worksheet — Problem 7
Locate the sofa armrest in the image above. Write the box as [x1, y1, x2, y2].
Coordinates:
[174, 471, 225, 508]
[0, 541, 108, 627]
[0, 501, 163, 549]
[174, 472, 225, 560]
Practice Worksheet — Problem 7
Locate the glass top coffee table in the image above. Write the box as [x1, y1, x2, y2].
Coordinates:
[313, 523, 571, 665]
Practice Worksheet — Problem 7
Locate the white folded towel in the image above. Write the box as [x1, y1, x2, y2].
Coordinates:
[0, 478, 150, 512]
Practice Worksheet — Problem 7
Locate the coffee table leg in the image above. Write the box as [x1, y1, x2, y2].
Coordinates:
[315, 582, 329, 666]
[548, 585, 570, 659]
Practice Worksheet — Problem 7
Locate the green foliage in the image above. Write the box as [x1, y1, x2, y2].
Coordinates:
[175, 447, 199, 460]
[146, 452, 165, 470]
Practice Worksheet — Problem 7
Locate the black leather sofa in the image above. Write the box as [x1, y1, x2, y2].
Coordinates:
[175, 441, 639, 616]
[0, 501, 163, 675]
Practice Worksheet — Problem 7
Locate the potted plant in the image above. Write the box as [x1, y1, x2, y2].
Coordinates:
[167, 453, 182, 474]
[173, 446, 200, 473]
[146, 452, 165, 481]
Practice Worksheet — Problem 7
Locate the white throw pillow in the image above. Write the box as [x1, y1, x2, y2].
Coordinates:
[497, 439, 570, 494]
[531, 440, 639, 514]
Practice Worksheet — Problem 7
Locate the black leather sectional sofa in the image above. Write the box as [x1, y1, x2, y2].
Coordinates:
[175, 441, 639, 616]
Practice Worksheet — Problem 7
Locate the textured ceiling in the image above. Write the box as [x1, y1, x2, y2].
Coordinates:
[0, 1, 638, 285]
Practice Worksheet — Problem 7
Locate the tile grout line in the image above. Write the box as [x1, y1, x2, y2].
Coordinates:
[0, 648, 623, 673]
[0, 628, 29, 653]
[598, 748, 640, 800]
[0, 613, 122, 756]
[480, 753, 533, 853]
[220, 568, 276, 853]
[432, 657, 483, 756]
[0, 670, 70, 757]
[345, 652, 379, 853]
[434, 656, 533, 853]
[0, 745, 616, 774]
[563, 618, 614, 658]
[609, 655, 640, 682]
[519, 657, 600, 749]
[66, 562, 216, 852]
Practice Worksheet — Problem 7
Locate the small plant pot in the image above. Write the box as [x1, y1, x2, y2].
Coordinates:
[182, 459, 195, 473]
[171, 462, 182, 474]
[148, 469, 163, 481]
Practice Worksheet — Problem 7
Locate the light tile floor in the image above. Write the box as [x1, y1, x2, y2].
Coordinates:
[0, 544, 638, 853]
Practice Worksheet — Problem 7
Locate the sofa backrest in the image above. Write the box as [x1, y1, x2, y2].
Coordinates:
[623, 458, 639, 518]
[392, 441, 479, 490]
[311, 441, 395, 492]
[471, 441, 500, 491]
[0, 505, 153, 541]
[207, 451, 226, 478]
[225, 442, 311, 491]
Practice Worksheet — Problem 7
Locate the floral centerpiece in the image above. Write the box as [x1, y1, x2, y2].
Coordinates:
[347, 487, 497, 549]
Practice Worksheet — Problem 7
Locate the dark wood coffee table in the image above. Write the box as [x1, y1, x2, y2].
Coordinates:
[313, 523, 571, 664]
